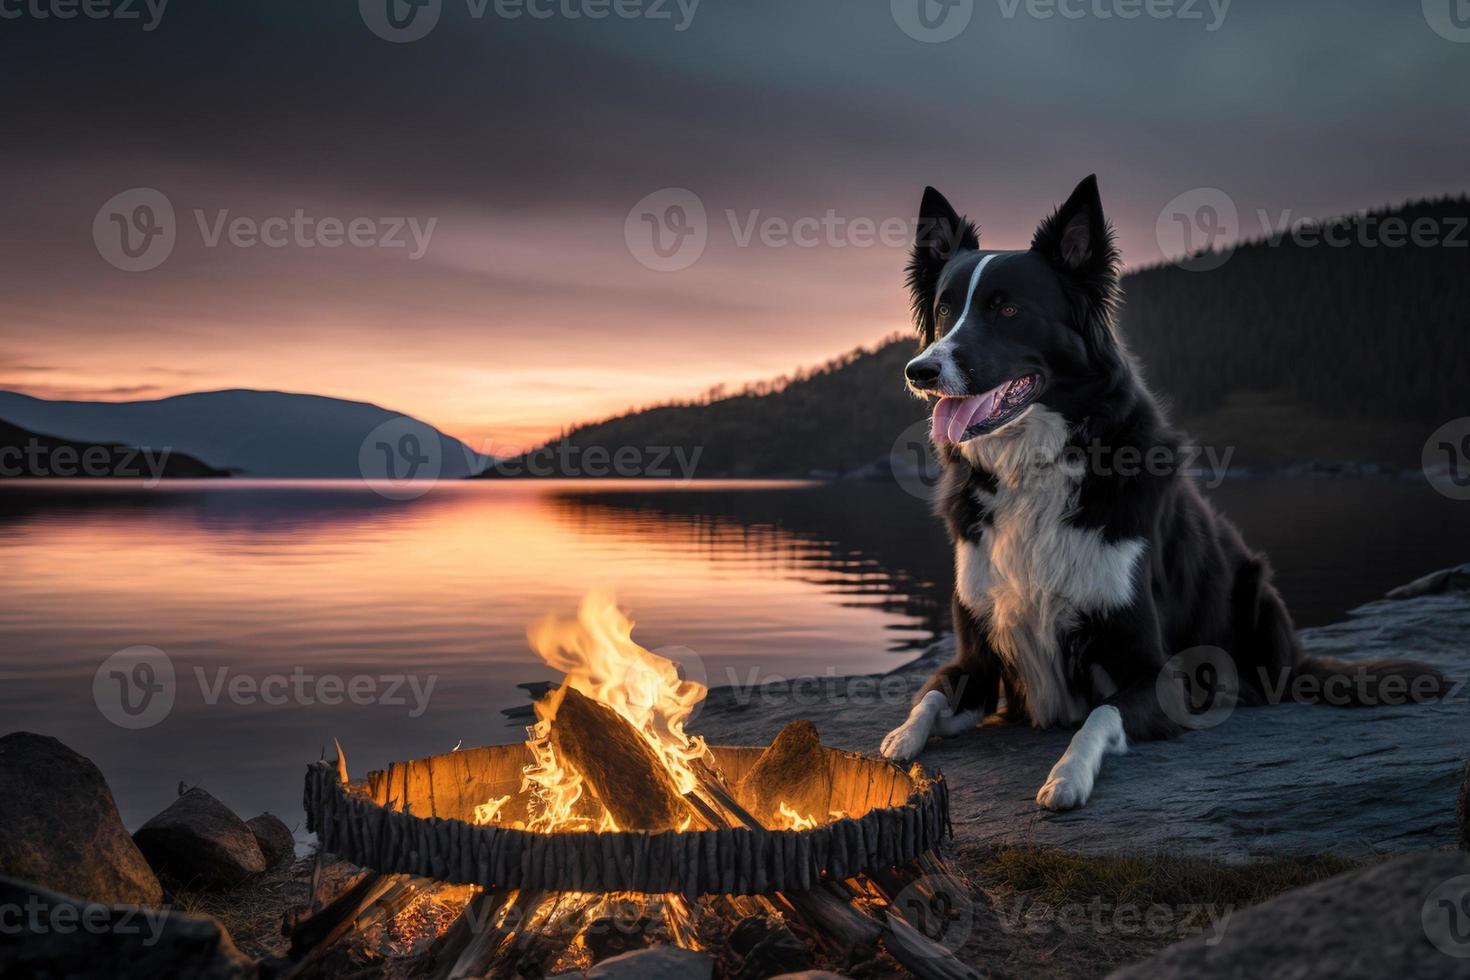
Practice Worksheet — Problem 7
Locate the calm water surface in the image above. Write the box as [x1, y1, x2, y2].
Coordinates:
[1, 478, 1466, 838]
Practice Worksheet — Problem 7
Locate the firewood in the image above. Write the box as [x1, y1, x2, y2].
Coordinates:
[882, 910, 981, 980]
[736, 720, 831, 827]
[546, 685, 695, 832]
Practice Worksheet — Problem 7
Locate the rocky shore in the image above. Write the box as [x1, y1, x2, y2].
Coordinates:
[2, 565, 1468, 978]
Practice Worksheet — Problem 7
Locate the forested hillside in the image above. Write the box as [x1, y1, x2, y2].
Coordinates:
[483, 196, 1469, 478]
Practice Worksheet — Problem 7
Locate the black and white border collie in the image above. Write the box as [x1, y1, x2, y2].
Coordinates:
[880, 176, 1445, 810]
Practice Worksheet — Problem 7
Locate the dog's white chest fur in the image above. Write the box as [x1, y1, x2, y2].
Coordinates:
[954, 408, 1145, 727]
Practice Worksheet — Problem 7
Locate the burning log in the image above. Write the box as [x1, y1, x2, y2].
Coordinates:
[736, 720, 832, 827]
[547, 685, 699, 832]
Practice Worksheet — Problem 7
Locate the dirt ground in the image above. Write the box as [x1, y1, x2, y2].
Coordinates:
[179, 844, 1362, 978]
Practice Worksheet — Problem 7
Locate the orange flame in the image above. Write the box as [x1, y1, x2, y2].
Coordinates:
[516, 591, 709, 833]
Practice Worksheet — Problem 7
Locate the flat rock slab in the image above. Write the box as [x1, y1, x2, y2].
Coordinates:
[1108, 850, 1470, 978]
[694, 589, 1470, 861]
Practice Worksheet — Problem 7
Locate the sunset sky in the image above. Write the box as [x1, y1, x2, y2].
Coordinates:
[3, 1, 1467, 450]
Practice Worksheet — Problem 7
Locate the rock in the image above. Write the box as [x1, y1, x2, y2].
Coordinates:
[588, 946, 714, 980]
[0, 873, 254, 979]
[1107, 851, 1470, 978]
[0, 732, 163, 906]
[727, 915, 814, 979]
[1386, 562, 1470, 599]
[245, 812, 295, 868]
[694, 570, 1470, 861]
[133, 787, 266, 888]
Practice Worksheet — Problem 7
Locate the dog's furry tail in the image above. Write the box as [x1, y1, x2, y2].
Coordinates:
[1289, 655, 1449, 707]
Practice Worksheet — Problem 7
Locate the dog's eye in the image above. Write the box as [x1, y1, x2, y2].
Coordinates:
[1000, 304, 1019, 318]
[937, 303, 951, 319]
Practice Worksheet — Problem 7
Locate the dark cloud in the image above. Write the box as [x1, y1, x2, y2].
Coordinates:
[1, 0, 1465, 440]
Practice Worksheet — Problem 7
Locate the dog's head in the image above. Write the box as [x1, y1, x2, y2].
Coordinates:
[903, 175, 1122, 445]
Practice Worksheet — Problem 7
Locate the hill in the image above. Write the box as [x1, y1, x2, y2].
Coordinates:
[483, 196, 1469, 477]
[0, 418, 227, 479]
[0, 390, 485, 479]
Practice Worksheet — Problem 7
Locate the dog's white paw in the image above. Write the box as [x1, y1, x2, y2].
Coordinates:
[881, 690, 948, 762]
[1035, 767, 1093, 811]
[880, 720, 930, 762]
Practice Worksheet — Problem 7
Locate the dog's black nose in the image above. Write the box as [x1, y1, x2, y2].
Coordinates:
[905, 358, 941, 387]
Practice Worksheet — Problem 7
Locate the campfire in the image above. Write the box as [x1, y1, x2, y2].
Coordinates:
[297, 593, 972, 979]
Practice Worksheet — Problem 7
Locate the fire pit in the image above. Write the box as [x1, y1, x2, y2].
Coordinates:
[295, 594, 974, 979]
[304, 740, 949, 896]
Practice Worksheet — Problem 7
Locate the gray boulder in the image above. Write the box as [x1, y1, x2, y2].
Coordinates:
[1108, 851, 1470, 979]
[0, 873, 254, 979]
[0, 732, 163, 906]
[133, 787, 266, 889]
[588, 946, 714, 980]
[245, 812, 295, 868]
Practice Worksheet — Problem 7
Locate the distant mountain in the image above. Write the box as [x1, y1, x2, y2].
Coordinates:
[0, 390, 485, 479]
[0, 417, 227, 479]
[483, 195, 1469, 476]
[482, 342, 917, 479]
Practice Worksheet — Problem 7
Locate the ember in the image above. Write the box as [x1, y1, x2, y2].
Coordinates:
[297, 593, 975, 979]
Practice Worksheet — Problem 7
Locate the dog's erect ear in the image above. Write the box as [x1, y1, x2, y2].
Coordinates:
[1031, 174, 1118, 284]
[907, 186, 978, 346]
[1031, 175, 1122, 357]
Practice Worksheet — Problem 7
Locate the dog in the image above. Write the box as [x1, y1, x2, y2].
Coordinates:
[880, 175, 1446, 810]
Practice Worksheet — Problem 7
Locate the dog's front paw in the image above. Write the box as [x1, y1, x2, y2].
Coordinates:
[880, 720, 930, 763]
[1035, 766, 1093, 811]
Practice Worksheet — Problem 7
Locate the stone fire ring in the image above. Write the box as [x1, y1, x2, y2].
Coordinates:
[304, 743, 950, 897]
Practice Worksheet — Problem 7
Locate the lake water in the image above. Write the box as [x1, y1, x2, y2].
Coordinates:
[1, 478, 1467, 839]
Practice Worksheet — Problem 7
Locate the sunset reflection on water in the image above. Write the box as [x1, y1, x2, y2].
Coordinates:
[0, 480, 945, 834]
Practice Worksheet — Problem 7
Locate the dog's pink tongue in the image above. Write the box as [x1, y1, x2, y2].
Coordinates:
[931, 390, 999, 444]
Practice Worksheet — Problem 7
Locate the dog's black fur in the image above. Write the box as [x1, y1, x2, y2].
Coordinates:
[900, 176, 1446, 750]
